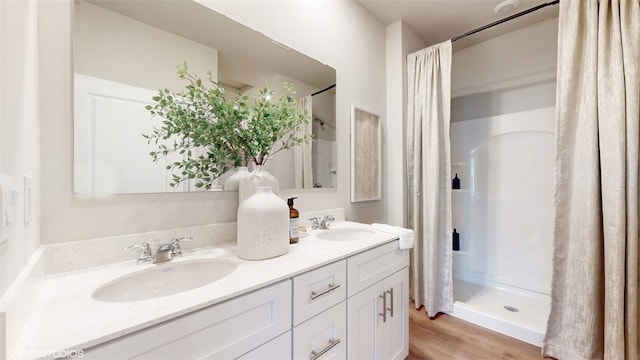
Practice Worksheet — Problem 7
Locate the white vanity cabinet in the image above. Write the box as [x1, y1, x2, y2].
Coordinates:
[82, 280, 292, 359]
[347, 241, 409, 360]
[79, 238, 408, 360]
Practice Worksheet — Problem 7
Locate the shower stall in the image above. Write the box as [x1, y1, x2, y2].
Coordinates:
[448, 106, 555, 346]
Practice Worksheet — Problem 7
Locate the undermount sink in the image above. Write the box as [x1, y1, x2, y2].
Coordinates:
[316, 227, 376, 241]
[92, 259, 237, 303]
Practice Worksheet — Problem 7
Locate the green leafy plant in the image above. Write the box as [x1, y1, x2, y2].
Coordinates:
[244, 85, 312, 166]
[144, 62, 311, 190]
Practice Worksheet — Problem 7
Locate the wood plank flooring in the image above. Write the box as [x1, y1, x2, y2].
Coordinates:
[408, 305, 543, 360]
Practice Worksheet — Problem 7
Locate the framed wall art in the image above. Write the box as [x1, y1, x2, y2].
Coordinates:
[350, 106, 381, 202]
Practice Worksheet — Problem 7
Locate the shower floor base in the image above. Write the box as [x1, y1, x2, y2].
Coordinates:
[450, 279, 550, 347]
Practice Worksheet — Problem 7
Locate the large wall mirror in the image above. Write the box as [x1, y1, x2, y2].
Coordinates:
[73, 0, 337, 196]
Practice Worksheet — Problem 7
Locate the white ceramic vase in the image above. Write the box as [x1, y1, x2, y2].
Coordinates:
[236, 186, 289, 260]
[223, 167, 249, 191]
[238, 165, 280, 204]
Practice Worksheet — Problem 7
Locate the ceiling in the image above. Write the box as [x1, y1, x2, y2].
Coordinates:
[355, 0, 559, 49]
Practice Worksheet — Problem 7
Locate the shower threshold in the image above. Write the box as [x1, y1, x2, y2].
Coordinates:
[450, 279, 550, 347]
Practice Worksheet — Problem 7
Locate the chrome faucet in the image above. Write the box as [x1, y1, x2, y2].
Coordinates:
[124, 242, 153, 264]
[152, 243, 174, 263]
[309, 215, 335, 230]
[124, 237, 192, 264]
[169, 237, 191, 257]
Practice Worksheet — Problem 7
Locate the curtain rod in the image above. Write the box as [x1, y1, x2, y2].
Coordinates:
[311, 84, 336, 96]
[451, 0, 559, 43]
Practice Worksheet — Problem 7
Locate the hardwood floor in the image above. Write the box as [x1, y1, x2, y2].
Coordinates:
[408, 306, 543, 360]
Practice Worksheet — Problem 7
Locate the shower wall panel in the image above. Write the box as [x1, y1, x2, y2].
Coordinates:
[450, 107, 555, 295]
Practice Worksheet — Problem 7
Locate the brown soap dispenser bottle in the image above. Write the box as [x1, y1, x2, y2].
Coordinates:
[288, 197, 299, 244]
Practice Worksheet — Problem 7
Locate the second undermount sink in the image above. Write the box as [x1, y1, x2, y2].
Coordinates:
[92, 259, 237, 303]
[316, 227, 376, 241]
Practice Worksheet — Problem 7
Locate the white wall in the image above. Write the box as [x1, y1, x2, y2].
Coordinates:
[451, 80, 556, 122]
[451, 18, 558, 102]
[0, 0, 40, 297]
[39, 0, 387, 244]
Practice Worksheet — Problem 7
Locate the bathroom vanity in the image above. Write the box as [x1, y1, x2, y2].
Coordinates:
[7, 220, 409, 360]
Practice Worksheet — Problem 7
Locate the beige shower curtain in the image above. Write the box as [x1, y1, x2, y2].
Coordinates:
[295, 95, 313, 188]
[406, 40, 453, 317]
[543, 0, 639, 359]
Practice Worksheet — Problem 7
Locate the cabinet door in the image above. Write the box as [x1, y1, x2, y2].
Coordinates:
[346, 267, 409, 360]
[379, 268, 409, 360]
[293, 302, 346, 360]
[83, 280, 291, 359]
[346, 282, 384, 360]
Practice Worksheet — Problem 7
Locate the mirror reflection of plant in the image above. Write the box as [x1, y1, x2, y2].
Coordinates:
[144, 63, 246, 189]
[245, 85, 312, 166]
[144, 62, 312, 190]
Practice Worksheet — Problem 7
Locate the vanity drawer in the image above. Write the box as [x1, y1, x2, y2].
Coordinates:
[292, 260, 346, 326]
[293, 302, 346, 360]
[83, 280, 291, 359]
[347, 240, 408, 297]
[238, 330, 292, 360]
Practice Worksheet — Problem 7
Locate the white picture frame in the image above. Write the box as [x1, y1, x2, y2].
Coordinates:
[350, 106, 381, 202]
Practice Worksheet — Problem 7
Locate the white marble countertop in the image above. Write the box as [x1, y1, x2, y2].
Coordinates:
[11, 221, 399, 359]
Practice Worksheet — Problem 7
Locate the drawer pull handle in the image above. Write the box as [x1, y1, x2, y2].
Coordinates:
[386, 288, 394, 317]
[310, 283, 341, 300]
[310, 338, 341, 360]
[379, 293, 387, 323]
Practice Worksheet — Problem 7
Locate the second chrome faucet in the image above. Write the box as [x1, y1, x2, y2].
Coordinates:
[309, 215, 335, 230]
[125, 237, 192, 264]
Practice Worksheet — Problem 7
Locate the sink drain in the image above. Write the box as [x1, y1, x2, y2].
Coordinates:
[503, 305, 519, 312]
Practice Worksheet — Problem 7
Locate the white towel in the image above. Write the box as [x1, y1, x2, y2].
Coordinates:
[371, 223, 415, 249]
